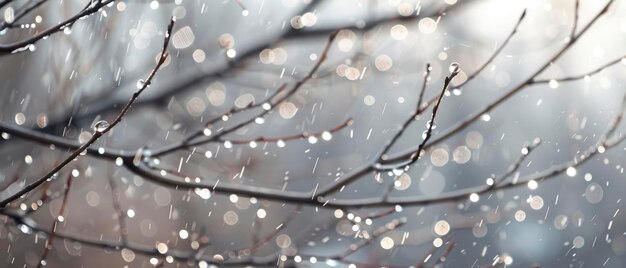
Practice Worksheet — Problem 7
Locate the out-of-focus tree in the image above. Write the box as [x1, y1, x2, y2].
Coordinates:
[0, 0, 626, 267]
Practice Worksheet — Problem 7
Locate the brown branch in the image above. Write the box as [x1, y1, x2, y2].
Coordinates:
[383, 0, 615, 166]
[107, 176, 128, 245]
[220, 118, 352, 146]
[0, 0, 48, 31]
[38, 0, 466, 131]
[531, 54, 625, 85]
[571, 0, 580, 39]
[335, 217, 406, 259]
[245, 205, 302, 253]
[150, 30, 339, 157]
[37, 173, 74, 268]
[0, 0, 116, 55]
[378, 64, 460, 171]
[0, 17, 175, 207]
[415, 9, 526, 116]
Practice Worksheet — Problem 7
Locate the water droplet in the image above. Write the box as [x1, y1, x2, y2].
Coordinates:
[566, 167, 577, 177]
[380, 236, 395, 249]
[585, 183, 603, 204]
[203, 128, 212, 136]
[515, 210, 526, 222]
[374, 172, 383, 184]
[481, 113, 491, 121]
[194, 188, 211, 199]
[156, 243, 168, 254]
[452, 145, 471, 164]
[549, 79, 559, 89]
[136, 79, 145, 89]
[449, 62, 460, 74]
[224, 141, 232, 148]
[434, 220, 450, 236]
[18, 224, 32, 234]
[94, 120, 109, 133]
[426, 119, 436, 129]
[213, 254, 224, 263]
[321, 131, 332, 141]
[277, 139, 285, 148]
[430, 148, 449, 167]
[179, 229, 189, 239]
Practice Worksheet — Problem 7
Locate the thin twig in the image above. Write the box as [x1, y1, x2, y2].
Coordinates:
[150, 30, 338, 157]
[0, 0, 116, 55]
[383, 0, 615, 166]
[571, 0, 580, 39]
[0, 17, 175, 207]
[531, 54, 625, 85]
[36, 173, 74, 268]
[416, 9, 526, 115]
[107, 176, 128, 245]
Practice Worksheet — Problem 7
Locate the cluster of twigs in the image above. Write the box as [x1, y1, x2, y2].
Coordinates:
[0, 0, 625, 267]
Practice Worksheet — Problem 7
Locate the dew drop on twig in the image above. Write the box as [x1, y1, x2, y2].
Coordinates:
[136, 79, 145, 89]
[449, 62, 460, 74]
[93, 120, 109, 133]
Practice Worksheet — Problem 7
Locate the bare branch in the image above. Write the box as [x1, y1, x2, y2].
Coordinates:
[37, 173, 74, 268]
[531, 54, 625, 85]
[0, 17, 176, 207]
[0, 0, 116, 55]
[383, 0, 615, 166]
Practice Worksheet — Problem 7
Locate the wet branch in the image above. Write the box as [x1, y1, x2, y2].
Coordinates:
[0, 17, 176, 207]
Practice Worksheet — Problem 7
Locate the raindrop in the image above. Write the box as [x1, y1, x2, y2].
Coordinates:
[434, 220, 450, 236]
[93, 120, 109, 133]
[514, 210, 526, 222]
[203, 128, 212, 136]
[452, 146, 471, 164]
[449, 62, 460, 74]
[380, 237, 394, 249]
[321, 131, 332, 141]
[549, 79, 559, 89]
[179, 229, 189, 239]
[262, 103, 271, 110]
[224, 141, 232, 148]
[256, 209, 267, 218]
[277, 139, 286, 148]
[136, 80, 147, 90]
[156, 243, 168, 254]
[18, 224, 32, 234]
[430, 148, 449, 167]
[585, 183, 603, 204]
[566, 167, 577, 177]
[194, 188, 211, 199]
[213, 254, 224, 263]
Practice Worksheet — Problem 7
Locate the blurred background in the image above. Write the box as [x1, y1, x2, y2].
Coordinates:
[1, 0, 626, 267]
